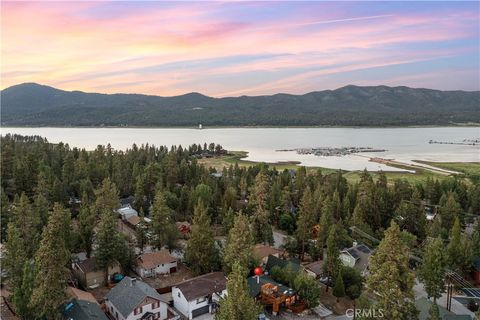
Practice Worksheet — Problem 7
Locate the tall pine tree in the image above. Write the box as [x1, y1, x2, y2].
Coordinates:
[150, 189, 179, 251]
[367, 222, 417, 320]
[185, 200, 219, 275]
[223, 213, 254, 273]
[30, 203, 70, 319]
[216, 263, 261, 320]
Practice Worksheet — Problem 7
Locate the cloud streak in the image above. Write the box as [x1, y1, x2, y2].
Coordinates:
[1, 1, 479, 95]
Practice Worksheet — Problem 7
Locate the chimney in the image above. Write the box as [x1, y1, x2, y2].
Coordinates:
[256, 275, 260, 284]
[353, 241, 358, 247]
[130, 278, 136, 286]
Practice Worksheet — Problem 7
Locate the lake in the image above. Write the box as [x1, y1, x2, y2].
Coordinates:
[2, 127, 479, 171]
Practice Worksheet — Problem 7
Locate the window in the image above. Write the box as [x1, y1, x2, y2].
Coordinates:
[152, 301, 159, 309]
[196, 297, 207, 304]
[178, 292, 181, 298]
[134, 306, 143, 315]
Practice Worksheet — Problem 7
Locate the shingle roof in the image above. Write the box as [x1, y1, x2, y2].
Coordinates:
[105, 277, 165, 318]
[340, 244, 373, 273]
[305, 260, 324, 275]
[137, 250, 177, 270]
[67, 287, 98, 304]
[265, 255, 302, 273]
[174, 272, 226, 301]
[61, 298, 108, 320]
[253, 244, 282, 259]
[76, 257, 98, 273]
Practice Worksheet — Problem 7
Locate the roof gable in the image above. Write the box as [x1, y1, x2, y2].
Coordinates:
[105, 277, 165, 318]
[61, 298, 108, 320]
[175, 272, 226, 301]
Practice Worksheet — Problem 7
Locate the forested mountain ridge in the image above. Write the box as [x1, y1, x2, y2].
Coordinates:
[2, 83, 479, 126]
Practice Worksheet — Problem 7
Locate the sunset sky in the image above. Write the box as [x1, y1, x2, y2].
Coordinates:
[2, 1, 479, 96]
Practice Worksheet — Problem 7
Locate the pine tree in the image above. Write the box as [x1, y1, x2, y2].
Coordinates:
[447, 216, 462, 271]
[78, 202, 95, 258]
[136, 210, 149, 252]
[93, 178, 120, 216]
[251, 171, 273, 245]
[367, 222, 417, 320]
[293, 271, 321, 308]
[439, 192, 461, 231]
[223, 213, 254, 273]
[333, 267, 346, 302]
[323, 225, 340, 290]
[30, 203, 70, 319]
[4, 222, 27, 289]
[418, 237, 446, 302]
[295, 187, 316, 260]
[216, 263, 261, 320]
[150, 190, 179, 251]
[12, 193, 40, 258]
[316, 197, 333, 258]
[95, 206, 124, 283]
[427, 302, 441, 320]
[12, 261, 36, 319]
[185, 200, 219, 275]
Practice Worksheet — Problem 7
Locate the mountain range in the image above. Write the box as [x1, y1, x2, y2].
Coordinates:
[1, 83, 479, 127]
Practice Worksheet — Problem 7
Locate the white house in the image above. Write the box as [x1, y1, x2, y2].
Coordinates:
[105, 277, 179, 320]
[136, 250, 178, 278]
[339, 243, 373, 276]
[117, 204, 138, 220]
[172, 272, 227, 319]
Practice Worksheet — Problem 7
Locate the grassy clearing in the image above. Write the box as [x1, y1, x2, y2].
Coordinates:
[413, 160, 480, 176]
[198, 151, 462, 184]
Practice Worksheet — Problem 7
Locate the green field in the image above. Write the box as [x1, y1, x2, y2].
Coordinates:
[413, 160, 480, 176]
[198, 151, 477, 184]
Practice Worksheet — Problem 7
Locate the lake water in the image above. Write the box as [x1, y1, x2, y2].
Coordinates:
[2, 127, 479, 171]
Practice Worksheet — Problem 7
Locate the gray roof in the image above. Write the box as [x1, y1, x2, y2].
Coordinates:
[61, 298, 108, 320]
[174, 272, 226, 301]
[105, 277, 165, 318]
[340, 244, 372, 273]
[305, 260, 324, 275]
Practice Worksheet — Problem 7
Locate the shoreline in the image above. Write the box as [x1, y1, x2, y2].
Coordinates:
[2, 124, 479, 130]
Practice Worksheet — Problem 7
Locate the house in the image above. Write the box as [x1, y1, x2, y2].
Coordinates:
[72, 257, 121, 289]
[339, 243, 373, 276]
[120, 196, 135, 208]
[105, 277, 178, 320]
[415, 297, 473, 320]
[247, 275, 299, 315]
[118, 204, 138, 220]
[176, 221, 191, 238]
[304, 260, 325, 279]
[136, 250, 178, 278]
[253, 244, 282, 265]
[172, 272, 227, 319]
[61, 298, 108, 320]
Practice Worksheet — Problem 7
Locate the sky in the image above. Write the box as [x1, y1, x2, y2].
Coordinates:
[1, 1, 479, 96]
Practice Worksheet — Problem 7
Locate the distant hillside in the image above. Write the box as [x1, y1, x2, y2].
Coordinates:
[1, 83, 479, 126]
